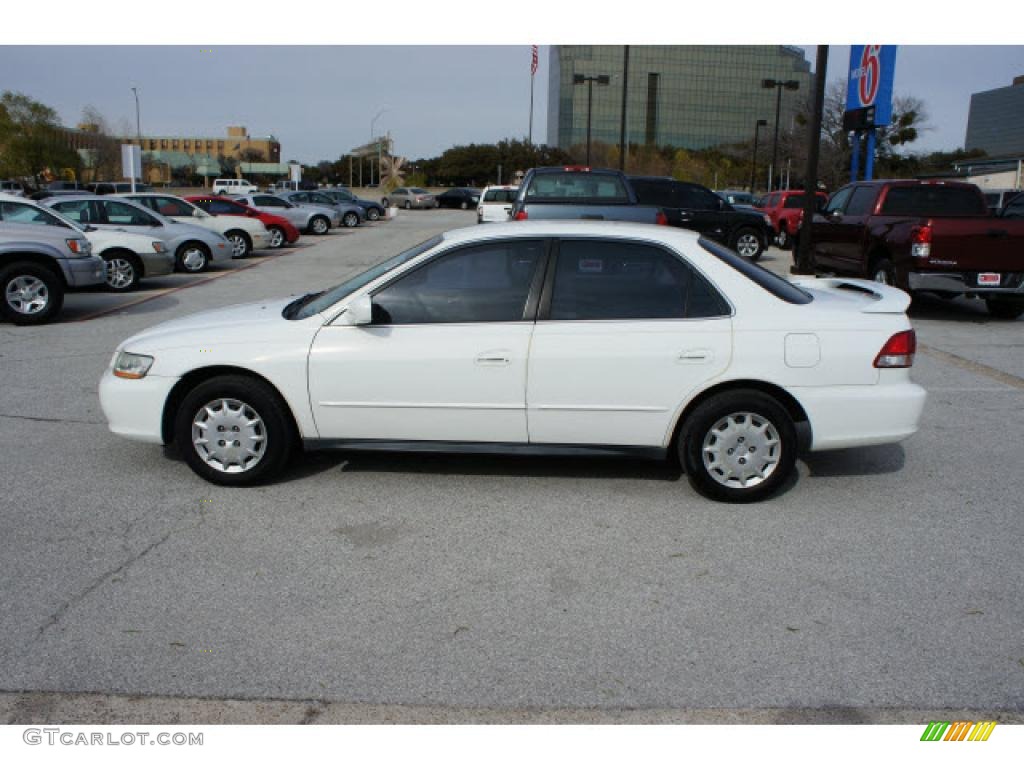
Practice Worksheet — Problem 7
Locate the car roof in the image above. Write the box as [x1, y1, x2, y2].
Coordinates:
[438, 219, 702, 248]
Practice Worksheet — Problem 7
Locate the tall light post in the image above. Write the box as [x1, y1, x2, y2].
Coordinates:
[749, 118, 767, 193]
[573, 73, 610, 166]
[130, 86, 141, 141]
[370, 108, 389, 187]
[761, 78, 799, 191]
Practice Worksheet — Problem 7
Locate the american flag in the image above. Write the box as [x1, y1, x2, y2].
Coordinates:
[531, 45, 539, 76]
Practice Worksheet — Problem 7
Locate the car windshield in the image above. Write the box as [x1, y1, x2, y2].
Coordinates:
[286, 235, 443, 320]
[484, 189, 518, 203]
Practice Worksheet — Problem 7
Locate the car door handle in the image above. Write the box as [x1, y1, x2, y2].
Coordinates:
[678, 349, 712, 363]
[476, 352, 511, 366]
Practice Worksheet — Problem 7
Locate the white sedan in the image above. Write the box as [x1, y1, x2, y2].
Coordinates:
[99, 221, 926, 502]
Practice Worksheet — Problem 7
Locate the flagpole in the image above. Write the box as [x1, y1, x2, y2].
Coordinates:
[528, 70, 535, 145]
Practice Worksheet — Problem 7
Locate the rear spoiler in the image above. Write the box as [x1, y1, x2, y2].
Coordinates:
[790, 277, 912, 314]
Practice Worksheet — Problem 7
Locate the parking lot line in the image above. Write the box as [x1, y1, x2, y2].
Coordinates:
[73, 252, 288, 323]
[920, 343, 1024, 391]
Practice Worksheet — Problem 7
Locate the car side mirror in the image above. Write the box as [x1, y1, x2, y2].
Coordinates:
[341, 294, 373, 326]
[827, 209, 842, 221]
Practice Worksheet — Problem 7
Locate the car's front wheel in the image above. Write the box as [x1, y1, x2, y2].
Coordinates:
[731, 227, 764, 261]
[176, 242, 211, 273]
[679, 390, 797, 503]
[175, 375, 295, 486]
[0, 261, 64, 325]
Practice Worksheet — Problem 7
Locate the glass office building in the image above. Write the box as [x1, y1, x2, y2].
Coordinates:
[547, 46, 814, 151]
[965, 77, 1024, 158]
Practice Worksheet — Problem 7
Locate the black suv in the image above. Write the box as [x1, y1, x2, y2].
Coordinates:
[629, 177, 773, 261]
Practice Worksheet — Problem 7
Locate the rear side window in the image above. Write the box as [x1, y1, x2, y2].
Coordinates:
[676, 185, 721, 210]
[783, 194, 806, 208]
[526, 172, 629, 202]
[845, 186, 880, 216]
[880, 186, 987, 216]
[51, 200, 98, 224]
[549, 240, 729, 321]
[484, 189, 518, 203]
[700, 237, 812, 305]
[630, 179, 675, 208]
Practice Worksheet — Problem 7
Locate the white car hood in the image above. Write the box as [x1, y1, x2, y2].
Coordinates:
[121, 297, 298, 352]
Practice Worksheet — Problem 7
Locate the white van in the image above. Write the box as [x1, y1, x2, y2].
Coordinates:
[212, 178, 258, 196]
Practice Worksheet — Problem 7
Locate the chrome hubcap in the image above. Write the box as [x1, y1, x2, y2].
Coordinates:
[344, 214, 357, 227]
[191, 398, 267, 474]
[702, 411, 781, 489]
[269, 228, 284, 247]
[107, 258, 134, 289]
[229, 235, 247, 257]
[367, 209, 379, 221]
[736, 235, 759, 258]
[873, 269, 890, 285]
[182, 248, 206, 271]
[312, 219, 327, 234]
[5, 276, 48, 314]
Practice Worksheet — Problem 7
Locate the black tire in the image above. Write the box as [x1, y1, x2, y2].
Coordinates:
[679, 389, 797, 503]
[101, 251, 142, 292]
[267, 226, 286, 248]
[342, 212, 359, 228]
[308, 215, 330, 235]
[381, 197, 389, 207]
[174, 374, 295, 487]
[460, 201, 468, 210]
[776, 227, 790, 250]
[0, 261, 64, 325]
[225, 229, 252, 259]
[869, 257, 896, 286]
[404, 200, 412, 210]
[176, 242, 211, 273]
[985, 298, 1024, 320]
[731, 227, 764, 261]
[366, 207, 381, 222]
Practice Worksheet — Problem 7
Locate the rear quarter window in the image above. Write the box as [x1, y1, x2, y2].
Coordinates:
[699, 237, 812, 305]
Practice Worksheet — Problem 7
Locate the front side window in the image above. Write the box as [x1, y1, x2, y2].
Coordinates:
[0, 201, 71, 228]
[630, 180, 674, 208]
[549, 240, 729, 321]
[845, 186, 880, 216]
[102, 200, 158, 226]
[208, 199, 243, 215]
[676, 184, 721, 210]
[824, 186, 853, 214]
[372, 240, 545, 325]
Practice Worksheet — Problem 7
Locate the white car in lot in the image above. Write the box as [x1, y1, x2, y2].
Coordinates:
[477, 185, 519, 223]
[122, 193, 270, 258]
[0, 193, 173, 291]
[99, 221, 926, 502]
[212, 178, 258, 196]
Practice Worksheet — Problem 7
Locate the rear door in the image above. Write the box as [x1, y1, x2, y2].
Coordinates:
[526, 238, 733, 447]
[675, 183, 734, 243]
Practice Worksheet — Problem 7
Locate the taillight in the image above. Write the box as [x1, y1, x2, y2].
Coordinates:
[655, 210, 668, 226]
[514, 210, 528, 221]
[563, 165, 591, 172]
[911, 222, 932, 259]
[874, 330, 916, 368]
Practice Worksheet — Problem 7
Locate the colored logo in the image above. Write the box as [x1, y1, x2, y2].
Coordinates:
[858, 45, 881, 106]
[920, 721, 996, 742]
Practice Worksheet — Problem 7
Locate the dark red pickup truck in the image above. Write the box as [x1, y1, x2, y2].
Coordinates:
[809, 180, 1024, 319]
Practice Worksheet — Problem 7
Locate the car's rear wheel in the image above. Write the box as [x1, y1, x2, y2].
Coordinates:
[225, 230, 252, 258]
[0, 262, 64, 325]
[175, 375, 294, 486]
[776, 227, 790, 249]
[460, 201, 468, 210]
[366, 207, 380, 221]
[342, 212, 359, 228]
[731, 227, 764, 261]
[176, 242, 211, 273]
[679, 390, 797, 503]
[309, 216, 329, 235]
[102, 251, 141, 291]
[985, 298, 1024, 320]
[267, 226, 285, 248]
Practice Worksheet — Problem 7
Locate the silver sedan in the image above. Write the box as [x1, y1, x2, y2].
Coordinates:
[382, 187, 436, 210]
[275, 190, 366, 228]
[231, 193, 340, 235]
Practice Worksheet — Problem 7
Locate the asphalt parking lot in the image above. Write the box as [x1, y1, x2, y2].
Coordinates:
[1, 211, 1022, 724]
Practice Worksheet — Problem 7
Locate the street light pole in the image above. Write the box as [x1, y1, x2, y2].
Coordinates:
[573, 74, 610, 167]
[131, 87, 141, 141]
[761, 78, 799, 191]
[749, 119, 767, 193]
[370, 108, 389, 188]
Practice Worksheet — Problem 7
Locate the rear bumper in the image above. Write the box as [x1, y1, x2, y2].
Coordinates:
[907, 271, 1024, 295]
[792, 377, 927, 451]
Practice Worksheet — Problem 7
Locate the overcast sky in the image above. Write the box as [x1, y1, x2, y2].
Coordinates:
[0, 45, 1020, 163]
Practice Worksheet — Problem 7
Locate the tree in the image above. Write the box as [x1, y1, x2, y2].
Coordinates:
[0, 91, 81, 184]
[240, 147, 266, 163]
[78, 105, 122, 182]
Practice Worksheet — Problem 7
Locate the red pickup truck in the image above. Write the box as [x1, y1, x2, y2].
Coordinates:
[756, 189, 828, 249]
[808, 180, 1024, 319]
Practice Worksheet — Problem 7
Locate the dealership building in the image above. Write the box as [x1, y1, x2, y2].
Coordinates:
[546, 45, 814, 151]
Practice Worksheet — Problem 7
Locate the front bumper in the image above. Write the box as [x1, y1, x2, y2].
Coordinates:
[208, 240, 232, 262]
[907, 271, 1024, 296]
[65, 256, 107, 288]
[792, 374, 927, 452]
[141, 251, 175, 277]
[99, 368, 179, 444]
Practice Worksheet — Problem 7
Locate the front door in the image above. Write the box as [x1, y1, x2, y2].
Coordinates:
[308, 239, 547, 442]
[527, 239, 733, 447]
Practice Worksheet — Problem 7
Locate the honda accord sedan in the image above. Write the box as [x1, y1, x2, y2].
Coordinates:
[99, 221, 926, 502]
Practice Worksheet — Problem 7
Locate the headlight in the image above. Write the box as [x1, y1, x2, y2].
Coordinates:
[113, 351, 154, 380]
[66, 238, 91, 256]
[152, 241, 167, 253]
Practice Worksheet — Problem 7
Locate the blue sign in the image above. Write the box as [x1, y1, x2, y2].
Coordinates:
[846, 45, 897, 126]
